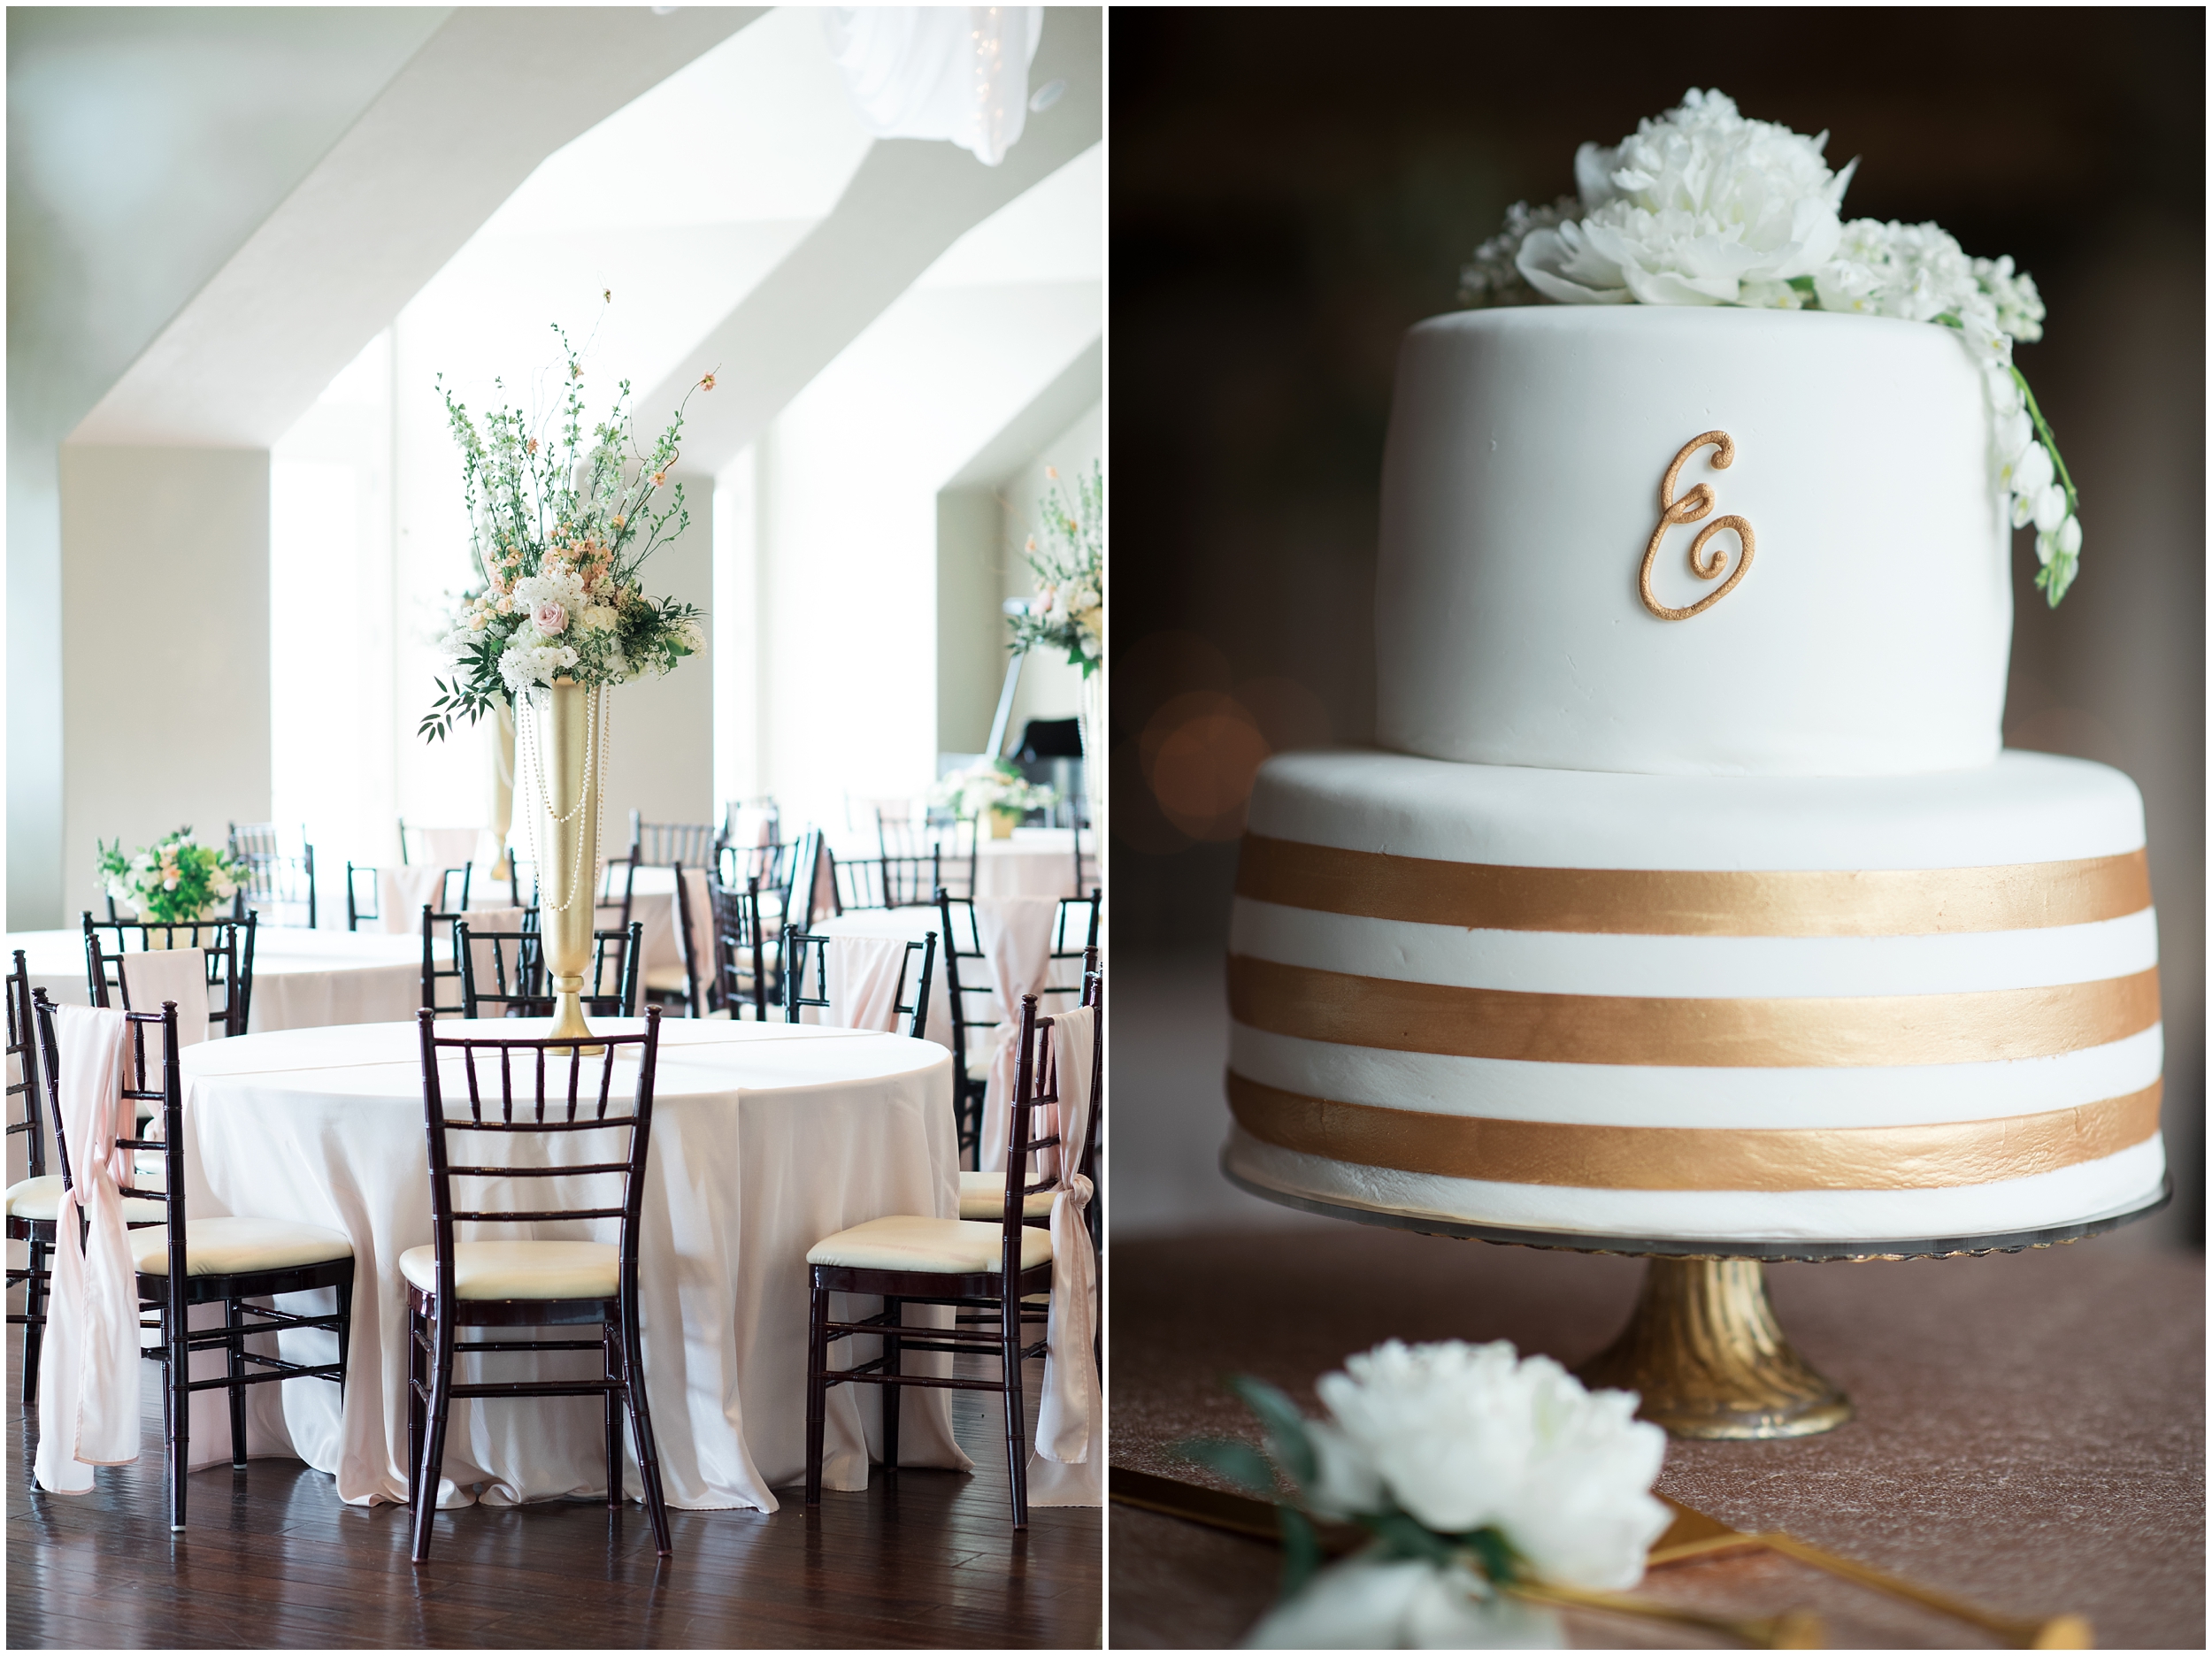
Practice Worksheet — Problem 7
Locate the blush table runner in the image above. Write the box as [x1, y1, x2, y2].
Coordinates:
[175, 1016, 964, 1513]
[1109, 1222, 2202, 1648]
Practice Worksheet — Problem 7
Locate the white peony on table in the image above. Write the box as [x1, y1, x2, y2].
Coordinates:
[172, 1016, 964, 1513]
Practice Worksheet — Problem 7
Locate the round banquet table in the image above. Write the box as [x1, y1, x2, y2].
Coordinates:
[975, 828, 1088, 898]
[7, 924, 427, 1033]
[175, 1016, 965, 1513]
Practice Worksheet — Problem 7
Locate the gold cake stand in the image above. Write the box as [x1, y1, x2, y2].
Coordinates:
[1221, 1162, 2172, 1440]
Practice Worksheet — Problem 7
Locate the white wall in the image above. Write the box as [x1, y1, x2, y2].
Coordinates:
[748, 281, 1101, 832]
[57, 446, 271, 922]
[270, 331, 397, 901]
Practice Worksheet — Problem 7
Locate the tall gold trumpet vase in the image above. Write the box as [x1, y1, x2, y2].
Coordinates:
[531, 677, 607, 1054]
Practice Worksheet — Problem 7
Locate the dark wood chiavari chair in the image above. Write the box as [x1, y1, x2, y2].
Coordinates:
[595, 854, 639, 935]
[956, 946, 1102, 1225]
[642, 863, 709, 1017]
[626, 809, 721, 871]
[782, 925, 935, 1040]
[721, 797, 781, 856]
[4, 950, 54, 1400]
[421, 903, 538, 1018]
[931, 889, 994, 1168]
[826, 846, 940, 915]
[707, 875, 771, 1021]
[83, 911, 256, 1040]
[803, 991, 1060, 1527]
[404, 1008, 672, 1562]
[348, 862, 471, 932]
[228, 822, 318, 929]
[457, 920, 641, 1020]
[31, 992, 354, 1531]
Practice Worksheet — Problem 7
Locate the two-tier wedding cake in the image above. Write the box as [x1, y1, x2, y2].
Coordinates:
[1222, 93, 2162, 1244]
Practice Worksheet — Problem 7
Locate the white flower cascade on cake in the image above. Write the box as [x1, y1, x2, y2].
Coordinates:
[1184, 1339, 1670, 1649]
[1460, 89, 2083, 605]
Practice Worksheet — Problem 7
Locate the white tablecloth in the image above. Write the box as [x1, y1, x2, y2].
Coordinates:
[976, 829, 1087, 898]
[9, 926, 426, 1033]
[176, 1017, 963, 1512]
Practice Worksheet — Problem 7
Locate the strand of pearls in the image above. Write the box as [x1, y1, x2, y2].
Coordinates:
[515, 683, 611, 922]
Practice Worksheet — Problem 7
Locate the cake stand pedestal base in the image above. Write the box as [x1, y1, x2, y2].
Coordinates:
[1221, 1155, 2172, 1441]
[1573, 1258, 1852, 1439]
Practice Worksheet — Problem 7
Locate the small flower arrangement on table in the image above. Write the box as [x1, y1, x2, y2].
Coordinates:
[419, 322, 710, 741]
[1460, 88, 2084, 604]
[1006, 462, 1102, 673]
[95, 828, 246, 924]
[1181, 1339, 1681, 1649]
[932, 759, 1059, 835]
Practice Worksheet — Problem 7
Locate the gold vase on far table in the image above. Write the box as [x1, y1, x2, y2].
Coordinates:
[526, 677, 608, 1053]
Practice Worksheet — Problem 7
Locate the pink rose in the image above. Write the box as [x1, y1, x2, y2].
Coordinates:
[534, 601, 568, 635]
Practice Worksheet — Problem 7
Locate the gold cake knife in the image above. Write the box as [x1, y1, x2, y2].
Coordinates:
[1110, 1467, 2093, 1649]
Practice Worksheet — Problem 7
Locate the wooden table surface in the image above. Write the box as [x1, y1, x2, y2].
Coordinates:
[1108, 1222, 2203, 1649]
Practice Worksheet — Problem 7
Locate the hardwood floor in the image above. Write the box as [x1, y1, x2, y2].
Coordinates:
[4, 1329, 1100, 1648]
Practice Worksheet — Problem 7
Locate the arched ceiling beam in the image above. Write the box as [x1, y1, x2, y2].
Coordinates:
[69, 6, 764, 449]
[637, 10, 1101, 477]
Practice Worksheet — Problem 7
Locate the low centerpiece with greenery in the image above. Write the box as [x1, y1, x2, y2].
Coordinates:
[96, 827, 247, 924]
[933, 758, 1059, 837]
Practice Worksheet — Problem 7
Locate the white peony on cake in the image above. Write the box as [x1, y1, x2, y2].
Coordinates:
[1222, 92, 2162, 1245]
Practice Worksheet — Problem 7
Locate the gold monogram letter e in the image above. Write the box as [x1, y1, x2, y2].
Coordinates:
[1639, 431, 1755, 621]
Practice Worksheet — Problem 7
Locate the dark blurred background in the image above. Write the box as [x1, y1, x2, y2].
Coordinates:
[1108, 7, 2205, 1243]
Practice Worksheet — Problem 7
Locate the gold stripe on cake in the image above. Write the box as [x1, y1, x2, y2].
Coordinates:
[1234, 835, 2153, 937]
[1227, 955, 2162, 1068]
[1225, 1071, 2163, 1192]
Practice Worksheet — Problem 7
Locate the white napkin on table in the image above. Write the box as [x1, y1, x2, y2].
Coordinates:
[1026, 1004, 1098, 1505]
[975, 895, 1058, 1171]
[34, 1005, 142, 1494]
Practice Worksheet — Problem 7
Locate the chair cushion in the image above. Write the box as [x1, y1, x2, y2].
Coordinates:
[965, 1050, 994, 1082]
[133, 1216, 353, 1276]
[397, 1240, 618, 1301]
[7, 1175, 165, 1226]
[957, 1170, 1056, 1221]
[806, 1215, 1052, 1275]
[642, 964, 690, 993]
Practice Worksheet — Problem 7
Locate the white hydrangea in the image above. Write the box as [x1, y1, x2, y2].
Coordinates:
[511, 565, 588, 621]
[498, 640, 580, 694]
[1310, 1340, 1669, 1592]
[1516, 89, 1855, 309]
[1459, 198, 1578, 308]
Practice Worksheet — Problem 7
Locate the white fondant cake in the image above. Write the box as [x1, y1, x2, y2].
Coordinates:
[1225, 307, 2163, 1245]
[1375, 307, 2012, 777]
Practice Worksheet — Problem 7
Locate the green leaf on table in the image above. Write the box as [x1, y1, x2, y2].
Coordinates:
[1227, 1374, 1318, 1487]
[1169, 1435, 1278, 1497]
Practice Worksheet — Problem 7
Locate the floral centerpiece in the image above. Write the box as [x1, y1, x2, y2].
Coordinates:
[1459, 89, 2083, 605]
[1182, 1339, 1672, 1649]
[933, 758, 1058, 836]
[96, 828, 246, 924]
[418, 318, 710, 1046]
[1005, 461, 1103, 675]
[419, 326, 709, 740]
